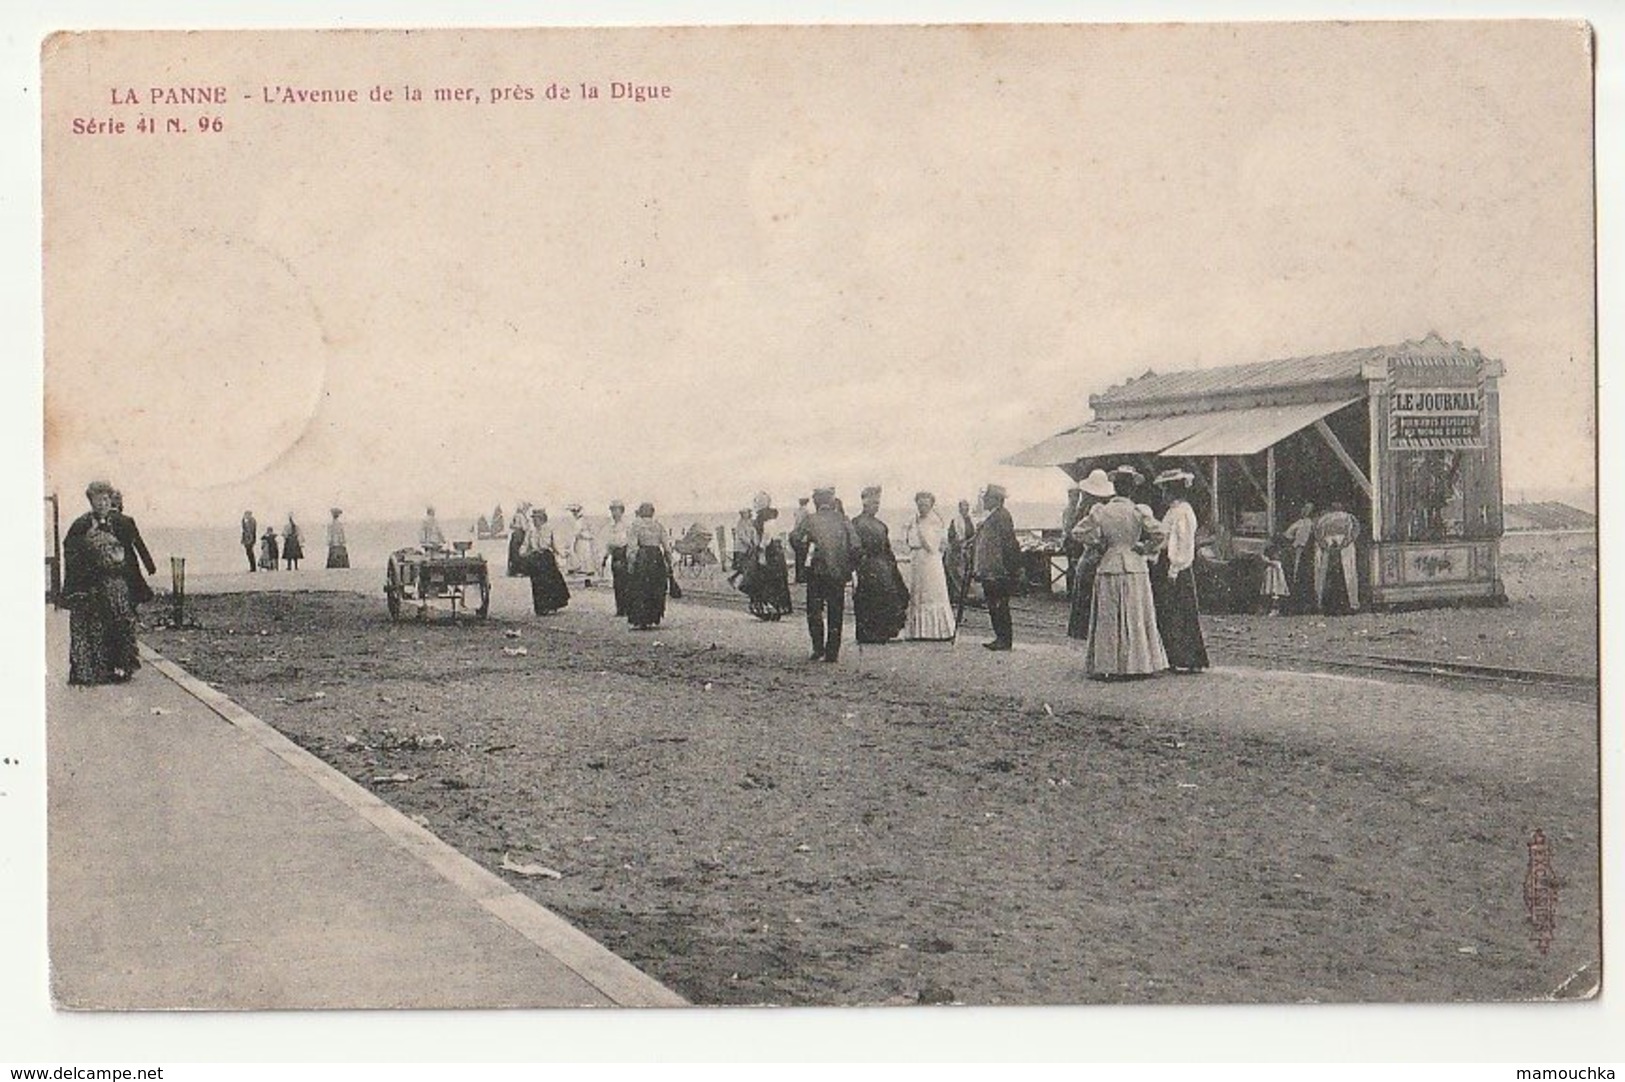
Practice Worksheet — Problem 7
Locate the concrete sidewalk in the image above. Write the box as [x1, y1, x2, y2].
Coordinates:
[45, 609, 685, 1009]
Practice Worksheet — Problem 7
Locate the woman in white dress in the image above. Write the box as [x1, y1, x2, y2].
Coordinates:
[903, 491, 956, 641]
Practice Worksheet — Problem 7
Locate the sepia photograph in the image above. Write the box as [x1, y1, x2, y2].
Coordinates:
[14, 3, 1617, 1064]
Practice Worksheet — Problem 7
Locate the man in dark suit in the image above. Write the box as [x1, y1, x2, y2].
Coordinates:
[791, 485, 859, 662]
[973, 483, 1023, 651]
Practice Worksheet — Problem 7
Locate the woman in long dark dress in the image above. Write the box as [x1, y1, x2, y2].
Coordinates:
[851, 486, 909, 644]
[743, 494, 793, 621]
[63, 480, 156, 685]
[521, 507, 571, 614]
[283, 515, 304, 570]
[625, 502, 671, 630]
[1150, 469, 1210, 673]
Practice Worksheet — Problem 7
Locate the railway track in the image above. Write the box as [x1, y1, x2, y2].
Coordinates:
[672, 570, 1597, 701]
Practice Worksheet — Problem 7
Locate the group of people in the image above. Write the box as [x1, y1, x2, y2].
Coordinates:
[1276, 501, 1362, 616]
[1058, 466, 1211, 681]
[239, 509, 349, 572]
[501, 499, 673, 630]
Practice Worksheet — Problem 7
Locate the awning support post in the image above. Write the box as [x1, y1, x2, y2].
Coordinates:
[1209, 457, 1220, 526]
[1312, 418, 1374, 498]
[1266, 446, 1276, 534]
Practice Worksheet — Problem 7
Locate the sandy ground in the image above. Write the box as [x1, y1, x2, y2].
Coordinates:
[141, 562, 1600, 1006]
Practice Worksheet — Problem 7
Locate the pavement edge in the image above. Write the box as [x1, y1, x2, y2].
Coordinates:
[137, 641, 689, 1009]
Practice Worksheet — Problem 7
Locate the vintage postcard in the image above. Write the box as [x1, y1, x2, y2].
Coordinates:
[38, 19, 1598, 1024]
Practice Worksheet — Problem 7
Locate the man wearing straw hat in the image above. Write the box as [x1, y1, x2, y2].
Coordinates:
[972, 483, 1023, 651]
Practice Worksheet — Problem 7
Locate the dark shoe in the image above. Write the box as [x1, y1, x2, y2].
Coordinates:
[808, 651, 825, 661]
[822, 654, 839, 663]
[983, 640, 1012, 651]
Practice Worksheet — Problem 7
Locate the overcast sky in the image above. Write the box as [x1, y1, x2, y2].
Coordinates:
[43, 21, 1594, 526]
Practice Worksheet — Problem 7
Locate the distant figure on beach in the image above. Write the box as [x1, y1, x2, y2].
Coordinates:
[241, 510, 258, 572]
[625, 502, 672, 630]
[259, 527, 279, 571]
[521, 507, 570, 615]
[282, 515, 304, 570]
[554, 504, 580, 573]
[792, 485, 859, 663]
[507, 503, 530, 576]
[63, 480, 157, 685]
[603, 499, 632, 617]
[566, 504, 596, 582]
[326, 508, 350, 568]
[903, 491, 955, 642]
[420, 506, 446, 549]
[743, 492, 793, 621]
[852, 486, 909, 644]
[972, 484, 1023, 651]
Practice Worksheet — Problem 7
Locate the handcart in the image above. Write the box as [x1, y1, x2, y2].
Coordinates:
[385, 544, 491, 621]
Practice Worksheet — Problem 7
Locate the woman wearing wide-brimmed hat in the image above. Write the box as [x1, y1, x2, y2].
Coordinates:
[62, 480, 157, 685]
[1074, 465, 1169, 679]
[1150, 468, 1210, 673]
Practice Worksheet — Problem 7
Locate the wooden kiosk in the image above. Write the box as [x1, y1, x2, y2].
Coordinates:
[1005, 334, 1506, 608]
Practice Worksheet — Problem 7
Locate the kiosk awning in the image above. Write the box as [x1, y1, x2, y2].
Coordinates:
[1158, 398, 1360, 456]
[1004, 398, 1359, 467]
[1002, 414, 1213, 467]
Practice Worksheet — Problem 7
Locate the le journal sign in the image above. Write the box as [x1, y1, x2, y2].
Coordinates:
[1389, 388, 1486, 449]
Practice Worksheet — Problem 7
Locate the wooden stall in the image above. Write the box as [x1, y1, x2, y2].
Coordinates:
[1005, 334, 1506, 608]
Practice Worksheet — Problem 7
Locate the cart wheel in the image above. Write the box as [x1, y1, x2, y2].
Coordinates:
[477, 578, 491, 619]
[385, 557, 402, 621]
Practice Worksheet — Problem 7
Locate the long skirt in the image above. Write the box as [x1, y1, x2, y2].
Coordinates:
[326, 545, 350, 569]
[854, 554, 909, 643]
[68, 577, 139, 685]
[527, 550, 571, 614]
[1152, 556, 1209, 671]
[626, 546, 669, 629]
[259, 538, 278, 570]
[744, 542, 794, 621]
[283, 533, 304, 562]
[1085, 571, 1168, 678]
[1066, 554, 1100, 640]
[944, 542, 969, 605]
[507, 530, 527, 577]
[905, 549, 955, 641]
[1289, 544, 1316, 614]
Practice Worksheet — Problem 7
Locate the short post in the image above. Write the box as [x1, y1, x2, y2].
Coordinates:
[170, 556, 186, 627]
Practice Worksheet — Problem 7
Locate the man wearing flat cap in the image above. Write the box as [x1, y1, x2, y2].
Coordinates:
[973, 483, 1023, 651]
[790, 485, 860, 661]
